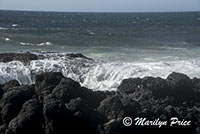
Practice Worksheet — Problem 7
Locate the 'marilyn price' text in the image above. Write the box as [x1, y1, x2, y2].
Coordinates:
[134, 117, 191, 128]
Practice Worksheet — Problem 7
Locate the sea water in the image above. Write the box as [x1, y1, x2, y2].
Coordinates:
[0, 10, 200, 91]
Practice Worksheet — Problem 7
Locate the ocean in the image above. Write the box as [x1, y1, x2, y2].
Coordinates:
[0, 10, 200, 91]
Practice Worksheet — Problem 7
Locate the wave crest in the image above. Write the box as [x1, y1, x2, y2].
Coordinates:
[0, 53, 200, 91]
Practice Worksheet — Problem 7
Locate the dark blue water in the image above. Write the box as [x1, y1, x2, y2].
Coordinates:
[0, 10, 200, 62]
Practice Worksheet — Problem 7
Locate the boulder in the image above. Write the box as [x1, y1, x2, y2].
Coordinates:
[52, 77, 107, 108]
[192, 78, 200, 93]
[2, 80, 20, 93]
[0, 86, 35, 124]
[98, 95, 124, 120]
[118, 78, 142, 94]
[52, 78, 81, 102]
[142, 77, 172, 98]
[98, 95, 139, 121]
[43, 94, 73, 134]
[66, 97, 105, 134]
[35, 72, 64, 97]
[72, 87, 108, 109]
[7, 99, 44, 134]
[167, 72, 194, 102]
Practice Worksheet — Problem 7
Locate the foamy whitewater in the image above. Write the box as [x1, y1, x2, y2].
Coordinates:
[0, 53, 200, 91]
[0, 11, 200, 90]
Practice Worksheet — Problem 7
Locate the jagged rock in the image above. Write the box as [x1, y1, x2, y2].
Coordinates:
[100, 119, 123, 134]
[7, 99, 44, 134]
[35, 72, 64, 97]
[167, 72, 195, 102]
[0, 85, 3, 100]
[52, 77, 107, 108]
[0, 86, 35, 124]
[52, 78, 82, 102]
[43, 94, 73, 134]
[98, 95, 124, 120]
[66, 53, 93, 60]
[120, 95, 140, 117]
[72, 87, 108, 109]
[142, 77, 172, 98]
[66, 97, 105, 133]
[117, 77, 153, 102]
[118, 78, 142, 94]
[192, 78, 200, 93]
[0, 52, 40, 64]
[0, 71, 199, 134]
[0, 124, 7, 134]
[98, 95, 139, 122]
[2, 80, 20, 93]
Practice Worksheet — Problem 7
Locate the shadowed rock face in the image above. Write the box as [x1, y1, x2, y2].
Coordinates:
[0, 72, 199, 134]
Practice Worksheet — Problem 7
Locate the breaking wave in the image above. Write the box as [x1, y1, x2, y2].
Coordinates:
[20, 42, 52, 46]
[0, 52, 200, 91]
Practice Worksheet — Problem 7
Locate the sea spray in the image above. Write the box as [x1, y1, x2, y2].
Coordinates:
[1, 53, 200, 91]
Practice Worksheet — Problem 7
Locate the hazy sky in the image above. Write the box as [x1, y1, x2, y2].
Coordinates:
[0, 0, 200, 12]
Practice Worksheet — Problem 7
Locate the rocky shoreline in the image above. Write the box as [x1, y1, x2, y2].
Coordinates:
[0, 53, 199, 134]
[0, 72, 199, 134]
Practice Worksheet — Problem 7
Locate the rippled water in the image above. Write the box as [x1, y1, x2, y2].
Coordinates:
[0, 11, 200, 90]
[0, 11, 200, 62]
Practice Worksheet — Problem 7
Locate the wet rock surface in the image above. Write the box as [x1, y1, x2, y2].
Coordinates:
[0, 72, 199, 134]
[0, 52, 93, 64]
[0, 52, 40, 64]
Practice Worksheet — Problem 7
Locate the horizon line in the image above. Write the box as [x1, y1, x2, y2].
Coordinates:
[0, 9, 200, 14]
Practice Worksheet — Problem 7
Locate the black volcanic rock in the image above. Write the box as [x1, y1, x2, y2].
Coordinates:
[0, 52, 40, 64]
[52, 77, 82, 102]
[0, 85, 3, 100]
[2, 80, 20, 93]
[52, 77, 108, 108]
[35, 72, 64, 97]
[98, 95, 124, 120]
[66, 53, 93, 60]
[66, 97, 105, 133]
[142, 77, 173, 99]
[118, 78, 142, 94]
[98, 95, 139, 121]
[0, 71, 199, 134]
[6, 99, 44, 134]
[0, 86, 35, 124]
[43, 94, 73, 134]
[167, 72, 195, 102]
[0, 124, 7, 134]
[192, 78, 200, 93]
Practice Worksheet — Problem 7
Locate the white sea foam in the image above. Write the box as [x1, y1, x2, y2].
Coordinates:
[159, 46, 187, 50]
[12, 24, 18, 27]
[1, 37, 11, 42]
[0, 53, 200, 91]
[20, 42, 34, 46]
[37, 42, 52, 46]
[89, 32, 95, 35]
[0, 27, 8, 30]
[87, 30, 95, 35]
[20, 42, 52, 46]
[0, 61, 32, 85]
